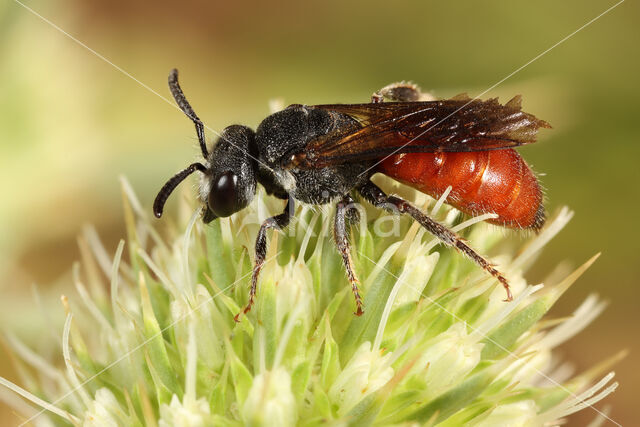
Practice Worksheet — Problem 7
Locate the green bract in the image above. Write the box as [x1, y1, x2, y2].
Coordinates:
[0, 177, 621, 426]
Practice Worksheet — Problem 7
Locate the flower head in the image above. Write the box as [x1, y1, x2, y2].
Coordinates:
[0, 177, 621, 425]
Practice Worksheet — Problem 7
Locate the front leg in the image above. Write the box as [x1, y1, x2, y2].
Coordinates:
[234, 198, 294, 322]
[334, 194, 364, 316]
[358, 181, 513, 301]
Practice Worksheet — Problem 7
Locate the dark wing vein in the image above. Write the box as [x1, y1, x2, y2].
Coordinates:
[289, 96, 550, 169]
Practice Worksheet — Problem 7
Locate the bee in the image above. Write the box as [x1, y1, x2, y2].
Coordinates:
[154, 69, 550, 321]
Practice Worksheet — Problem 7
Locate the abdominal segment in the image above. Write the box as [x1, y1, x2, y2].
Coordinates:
[379, 149, 545, 230]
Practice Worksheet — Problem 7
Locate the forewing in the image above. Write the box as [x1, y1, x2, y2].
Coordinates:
[289, 96, 550, 169]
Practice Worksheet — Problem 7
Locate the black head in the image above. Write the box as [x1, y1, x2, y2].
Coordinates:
[153, 69, 257, 223]
[200, 125, 257, 221]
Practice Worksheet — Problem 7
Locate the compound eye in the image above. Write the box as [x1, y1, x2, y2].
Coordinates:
[208, 171, 240, 217]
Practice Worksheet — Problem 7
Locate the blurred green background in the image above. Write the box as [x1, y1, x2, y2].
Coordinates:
[0, 0, 637, 425]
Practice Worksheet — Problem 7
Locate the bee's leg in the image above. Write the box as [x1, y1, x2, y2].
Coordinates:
[234, 197, 294, 322]
[334, 194, 364, 316]
[371, 82, 422, 103]
[357, 181, 512, 301]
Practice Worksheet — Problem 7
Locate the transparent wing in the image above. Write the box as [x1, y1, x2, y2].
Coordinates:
[288, 95, 550, 169]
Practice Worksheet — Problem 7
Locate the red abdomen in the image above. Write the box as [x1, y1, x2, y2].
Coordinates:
[378, 149, 545, 230]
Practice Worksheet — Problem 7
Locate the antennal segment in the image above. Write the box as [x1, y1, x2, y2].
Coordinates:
[153, 162, 207, 218]
[168, 69, 209, 158]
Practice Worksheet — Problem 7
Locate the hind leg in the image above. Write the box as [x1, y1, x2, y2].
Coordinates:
[371, 82, 422, 103]
[358, 180, 512, 301]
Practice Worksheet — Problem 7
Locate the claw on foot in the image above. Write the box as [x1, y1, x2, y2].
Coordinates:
[499, 278, 513, 302]
[234, 302, 253, 323]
